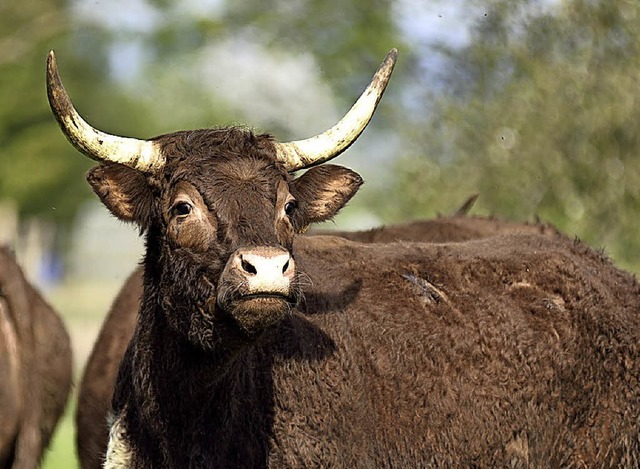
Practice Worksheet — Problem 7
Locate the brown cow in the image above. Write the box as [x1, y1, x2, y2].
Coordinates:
[75, 207, 560, 468]
[48, 50, 640, 467]
[0, 247, 72, 468]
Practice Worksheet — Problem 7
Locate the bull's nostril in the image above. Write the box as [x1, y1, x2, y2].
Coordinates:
[282, 259, 290, 274]
[241, 257, 257, 275]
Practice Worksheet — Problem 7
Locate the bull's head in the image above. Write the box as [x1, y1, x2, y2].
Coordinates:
[47, 50, 396, 347]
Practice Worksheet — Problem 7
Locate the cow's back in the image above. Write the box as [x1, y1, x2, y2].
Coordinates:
[263, 234, 640, 466]
[317, 216, 557, 243]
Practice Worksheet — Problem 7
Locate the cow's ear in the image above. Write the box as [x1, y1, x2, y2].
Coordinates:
[290, 164, 363, 228]
[86, 164, 155, 229]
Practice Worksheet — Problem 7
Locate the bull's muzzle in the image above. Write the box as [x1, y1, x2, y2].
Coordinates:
[230, 247, 295, 298]
[220, 247, 297, 335]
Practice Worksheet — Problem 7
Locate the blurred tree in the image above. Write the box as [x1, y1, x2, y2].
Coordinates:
[220, 0, 409, 98]
[0, 0, 81, 224]
[138, 0, 413, 138]
[3, 0, 411, 233]
[0, 0, 153, 225]
[388, 0, 640, 271]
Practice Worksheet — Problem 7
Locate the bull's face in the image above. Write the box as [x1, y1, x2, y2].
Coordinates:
[85, 130, 362, 345]
[46, 48, 396, 348]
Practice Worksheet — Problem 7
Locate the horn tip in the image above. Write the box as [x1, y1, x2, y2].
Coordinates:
[386, 48, 399, 63]
[46, 50, 58, 78]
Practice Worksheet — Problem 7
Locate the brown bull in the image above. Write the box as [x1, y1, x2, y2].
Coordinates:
[0, 247, 72, 468]
[48, 49, 640, 467]
[75, 208, 559, 468]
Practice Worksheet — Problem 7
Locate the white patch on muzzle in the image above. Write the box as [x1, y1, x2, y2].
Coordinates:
[235, 248, 294, 295]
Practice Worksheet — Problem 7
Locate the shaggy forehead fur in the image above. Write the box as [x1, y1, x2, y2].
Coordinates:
[155, 127, 286, 180]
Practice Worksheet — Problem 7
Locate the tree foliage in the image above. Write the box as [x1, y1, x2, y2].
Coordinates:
[389, 0, 640, 271]
[220, 0, 408, 97]
[0, 0, 159, 224]
[0, 0, 81, 223]
[2, 0, 409, 225]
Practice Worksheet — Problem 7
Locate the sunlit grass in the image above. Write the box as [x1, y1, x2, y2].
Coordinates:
[42, 396, 79, 469]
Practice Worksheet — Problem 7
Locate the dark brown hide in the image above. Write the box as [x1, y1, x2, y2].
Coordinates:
[111, 228, 640, 467]
[268, 234, 640, 467]
[0, 247, 72, 468]
[79, 206, 561, 469]
[76, 213, 558, 469]
[315, 214, 559, 243]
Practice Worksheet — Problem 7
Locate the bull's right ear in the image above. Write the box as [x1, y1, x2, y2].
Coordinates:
[86, 164, 155, 229]
[289, 164, 363, 230]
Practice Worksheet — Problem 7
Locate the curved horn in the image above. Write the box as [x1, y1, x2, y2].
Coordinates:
[46, 50, 164, 173]
[275, 48, 398, 171]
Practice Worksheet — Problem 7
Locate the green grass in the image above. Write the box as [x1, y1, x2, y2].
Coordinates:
[42, 396, 79, 469]
[38, 278, 127, 469]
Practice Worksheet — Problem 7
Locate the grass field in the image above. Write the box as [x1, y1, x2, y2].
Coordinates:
[38, 277, 130, 468]
[42, 400, 77, 469]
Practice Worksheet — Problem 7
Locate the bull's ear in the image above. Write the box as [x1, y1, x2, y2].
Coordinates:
[86, 164, 155, 229]
[290, 164, 363, 228]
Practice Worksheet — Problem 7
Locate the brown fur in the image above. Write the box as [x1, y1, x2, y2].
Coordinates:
[0, 247, 73, 469]
[73, 126, 640, 468]
[282, 234, 640, 467]
[315, 214, 559, 243]
[76, 212, 558, 469]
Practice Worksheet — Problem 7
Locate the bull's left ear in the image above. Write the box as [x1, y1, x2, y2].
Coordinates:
[289, 164, 363, 229]
[86, 163, 155, 230]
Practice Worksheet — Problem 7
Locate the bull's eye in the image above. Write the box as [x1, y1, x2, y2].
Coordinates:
[172, 202, 192, 217]
[284, 200, 297, 216]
